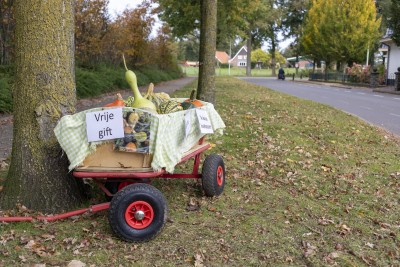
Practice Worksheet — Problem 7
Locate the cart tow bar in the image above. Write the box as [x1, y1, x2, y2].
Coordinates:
[0, 202, 110, 222]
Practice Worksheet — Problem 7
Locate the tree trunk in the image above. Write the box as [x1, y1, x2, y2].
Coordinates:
[271, 36, 276, 77]
[0, 0, 85, 213]
[197, 0, 217, 104]
[246, 34, 252, 77]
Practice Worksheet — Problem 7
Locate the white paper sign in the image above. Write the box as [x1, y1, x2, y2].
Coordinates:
[85, 108, 124, 142]
[184, 111, 191, 138]
[196, 109, 214, 134]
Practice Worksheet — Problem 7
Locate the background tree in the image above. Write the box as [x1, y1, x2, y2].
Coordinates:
[75, 0, 110, 66]
[251, 48, 270, 66]
[280, 0, 311, 74]
[151, 24, 180, 72]
[197, 0, 217, 103]
[0, 0, 14, 65]
[0, 0, 85, 212]
[177, 35, 200, 61]
[301, 0, 381, 71]
[103, 1, 154, 67]
[386, 0, 400, 45]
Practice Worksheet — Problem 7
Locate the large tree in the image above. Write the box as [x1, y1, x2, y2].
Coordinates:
[0, 0, 14, 65]
[197, 0, 217, 103]
[0, 0, 85, 212]
[280, 0, 311, 74]
[386, 0, 400, 45]
[301, 0, 381, 69]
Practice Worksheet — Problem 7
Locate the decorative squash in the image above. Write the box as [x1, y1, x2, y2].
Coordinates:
[122, 55, 157, 112]
[104, 93, 125, 107]
[124, 96, 135, 107]
[142, 83, 170, 108]
[157, 99, 183, 114]
[181, 89, 203, 110]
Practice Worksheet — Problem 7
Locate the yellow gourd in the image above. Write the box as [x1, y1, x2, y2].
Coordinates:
[123, 55, 157, 112]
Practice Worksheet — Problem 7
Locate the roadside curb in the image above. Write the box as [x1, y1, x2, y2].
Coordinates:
[291, 79, 400, 94]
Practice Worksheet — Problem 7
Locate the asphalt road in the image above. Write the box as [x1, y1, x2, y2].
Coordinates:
[240, 77, 400, 137]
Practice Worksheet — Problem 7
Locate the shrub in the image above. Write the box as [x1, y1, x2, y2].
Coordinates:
[0, 64, 183, 112]
[0, 77, 12, 113]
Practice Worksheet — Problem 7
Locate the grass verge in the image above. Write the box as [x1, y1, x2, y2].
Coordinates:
[1, 77, 400, 266]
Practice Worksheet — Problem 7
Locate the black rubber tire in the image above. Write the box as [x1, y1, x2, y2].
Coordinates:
[202, 154, 225, 197]
[108, 183, 167, 242]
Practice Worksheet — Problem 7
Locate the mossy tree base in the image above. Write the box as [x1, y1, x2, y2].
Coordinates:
[0, 0, 85, 212]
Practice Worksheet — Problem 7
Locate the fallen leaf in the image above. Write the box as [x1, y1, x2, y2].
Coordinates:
[67, 260, 86, 267]
[365, 242, 375, 248]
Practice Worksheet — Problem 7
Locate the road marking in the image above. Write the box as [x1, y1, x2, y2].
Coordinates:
[373, 94, 384, 98]
[345, 90, 351, 93]
[390, 113, 400, 117]
[359, 106, 372, 110]
[357, 92, 366, 95]
[395, 98, 400, 100]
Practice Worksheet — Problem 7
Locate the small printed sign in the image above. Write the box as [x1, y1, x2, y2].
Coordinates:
[86, 108, 124, 142]
[195, 109, 214, 134]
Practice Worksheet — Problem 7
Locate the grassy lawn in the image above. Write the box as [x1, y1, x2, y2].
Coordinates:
[182, 66, 301, 77]
[1, 77, 400, 266]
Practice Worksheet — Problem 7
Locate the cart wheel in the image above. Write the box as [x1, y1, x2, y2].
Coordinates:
[202, 154, 225, 197]
[105, 179, 151, 201]
[108, 183, 167, 242]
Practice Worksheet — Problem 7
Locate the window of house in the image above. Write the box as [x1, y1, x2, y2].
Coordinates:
[239, 62, 246, 66]
[238, 55, 242, 59]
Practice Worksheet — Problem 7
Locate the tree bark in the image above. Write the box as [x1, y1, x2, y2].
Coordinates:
[271, 35, 276, 77]
[0, 0, 85, 213]
[197, 0, 217, 104]
[246, 35, 252, 77]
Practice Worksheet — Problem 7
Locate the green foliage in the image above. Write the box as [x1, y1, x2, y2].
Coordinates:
[0, 65, 183, 110]
[0, 65, 13, 113]
[0, 77, 12, 113]
[251, 48, 270, 63]
[251, 49, 287, 67]
[387, 0, 400, 45]
[301, 0, 381, 66]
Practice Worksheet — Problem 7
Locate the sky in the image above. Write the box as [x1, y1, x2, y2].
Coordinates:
[107, 0, 138, 18]
[107, 0, 292, 50]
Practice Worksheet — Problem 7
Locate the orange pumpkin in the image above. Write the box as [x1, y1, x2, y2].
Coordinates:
[104, 93, 125, 107]
[181, 89, 203, 110]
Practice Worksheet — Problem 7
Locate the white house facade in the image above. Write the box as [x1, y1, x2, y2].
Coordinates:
[380, 29, 400, 84]
[229, 46, 248, 67]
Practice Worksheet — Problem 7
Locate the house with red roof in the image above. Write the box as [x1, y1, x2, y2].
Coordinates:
[215, 51, 230, 65]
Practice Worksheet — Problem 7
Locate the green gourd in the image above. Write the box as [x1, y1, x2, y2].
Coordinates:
[157, 99, 183, 114]
[123, 55, 157, 112]
[142, 83, 170, 109]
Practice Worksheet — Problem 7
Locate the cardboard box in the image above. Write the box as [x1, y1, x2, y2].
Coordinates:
[78, 143, 152, 171]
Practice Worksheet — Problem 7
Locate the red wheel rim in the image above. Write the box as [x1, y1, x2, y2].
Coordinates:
[125, 201, 154, 229]
[216, 165, 224, 186]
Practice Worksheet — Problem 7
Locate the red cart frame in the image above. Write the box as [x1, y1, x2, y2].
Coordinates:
[0, 137, 225, 243]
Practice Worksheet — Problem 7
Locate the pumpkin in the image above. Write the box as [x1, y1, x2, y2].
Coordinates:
[181, 89, 203, 110]
[104, 93, 125, 107]
[157, 99, 183, 114]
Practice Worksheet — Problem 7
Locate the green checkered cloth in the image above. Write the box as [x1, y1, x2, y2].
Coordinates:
[54, 99, 225, 173]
